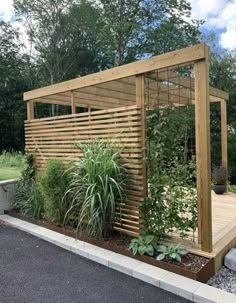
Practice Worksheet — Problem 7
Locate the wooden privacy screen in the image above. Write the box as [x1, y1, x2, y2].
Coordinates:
[25, 105, 144, 236]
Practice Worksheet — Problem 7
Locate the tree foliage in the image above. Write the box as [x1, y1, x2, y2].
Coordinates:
[0, 21, 33, 151]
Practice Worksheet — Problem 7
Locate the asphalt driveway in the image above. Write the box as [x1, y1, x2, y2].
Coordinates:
[0, 223, 192, 303]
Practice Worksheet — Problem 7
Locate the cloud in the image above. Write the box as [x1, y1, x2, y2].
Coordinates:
[1, 0, 235, 51]
[0, 0, 14, 22]
[0, 1, 31, 53]
[190, 0, 236, 51]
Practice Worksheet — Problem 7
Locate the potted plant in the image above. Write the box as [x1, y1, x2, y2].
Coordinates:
[212, 166, 227, 194]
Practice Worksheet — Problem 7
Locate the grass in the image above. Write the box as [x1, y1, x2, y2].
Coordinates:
[0, 152, 25, 181]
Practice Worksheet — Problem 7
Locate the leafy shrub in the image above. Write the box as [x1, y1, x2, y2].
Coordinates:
[129, 235, 158, 256]
[21, 153, 35, 181]
[156, 244, 188, 262]
[13, 182, 44, 218]
[13, 153, 44, 219]
[228, 184, 236, 194]
[39, 159, 70, 224]
[65, 140, 128, 238]
[0, 151, 25, 168]
[144, 107, 198, 241]
[212, 166, 228, 185]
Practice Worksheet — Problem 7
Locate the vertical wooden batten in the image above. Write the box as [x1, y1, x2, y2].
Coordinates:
[70, 91, 76, 114]
[136, 75, 147, 196]
[27, 100, 34, 121]
[221, 99, 228, 191]
[194, 46, 213, 253]
[136, 74, 147, 230]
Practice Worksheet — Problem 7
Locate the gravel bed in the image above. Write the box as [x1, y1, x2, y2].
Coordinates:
[207, 266, 236, 294]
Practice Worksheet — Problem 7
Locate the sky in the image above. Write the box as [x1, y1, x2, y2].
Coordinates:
[0, 0, 235, 52]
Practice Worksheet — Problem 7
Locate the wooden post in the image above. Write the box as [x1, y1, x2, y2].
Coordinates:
[194, 48, 212, 252]
[70, 91, 76, 114]
[136, 75, 147, 197]
[221, 99, 228, 191]
[27, 100, 34, 121]
[136, 75, 147, 234]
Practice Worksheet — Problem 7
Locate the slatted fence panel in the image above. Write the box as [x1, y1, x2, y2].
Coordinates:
[25, 105, 144, 237]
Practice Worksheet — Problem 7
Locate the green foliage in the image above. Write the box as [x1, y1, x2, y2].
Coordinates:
[209, 50, 236, 183]
[13, 153, 44, 219]
[143, 106, 198, 241]
[99, 0, 202, 65]
[212, 166, 228, 185]
[39, 159, 70, 224]
[228, 184, 236, 194]
[65, 140, 128, 238]
[129, 235, 158, 256]
[0, 151, 25, 180]
[13, 181, 44, 219]
[21, 153, 35, 181]
[156, 244, 188, 262]
[0, 21, 32, 151]
[0, 151, 24, 168]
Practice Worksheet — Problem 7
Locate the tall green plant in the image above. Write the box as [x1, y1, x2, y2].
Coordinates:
[13, 153, 44, 219]
[39, 159, 70, 223]
[65, 140, 128, 238]
[144, 106, 198, 241]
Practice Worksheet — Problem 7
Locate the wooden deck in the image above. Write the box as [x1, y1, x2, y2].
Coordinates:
[186, 191, 236, 271]
[212, 191, 236, 246]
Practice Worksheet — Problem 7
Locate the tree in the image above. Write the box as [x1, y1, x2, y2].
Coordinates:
[209, 50, 236, 181]
[14, 0, 103, 85]
[98, 0, 202, 65]
[0, 21, 34, 151]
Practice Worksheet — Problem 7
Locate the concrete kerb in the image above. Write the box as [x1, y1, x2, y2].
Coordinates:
[0, 214, 235, 303]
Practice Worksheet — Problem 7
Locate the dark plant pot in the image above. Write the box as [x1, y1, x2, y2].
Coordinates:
[213, 184, 225, 195]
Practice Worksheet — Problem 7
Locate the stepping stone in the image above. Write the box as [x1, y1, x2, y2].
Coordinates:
[224, 248, 236, 271]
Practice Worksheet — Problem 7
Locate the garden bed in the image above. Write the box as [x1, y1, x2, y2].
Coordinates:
[5, 209, 214, 283]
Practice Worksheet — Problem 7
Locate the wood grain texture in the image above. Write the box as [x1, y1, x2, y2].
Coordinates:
[25, 105, 144, 236]
[221, 99, 228, 190]
[194, 54, 212, 253]
[24, 44, 206, 101]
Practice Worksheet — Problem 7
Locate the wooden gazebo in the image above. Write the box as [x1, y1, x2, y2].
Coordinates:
[24, 44, 234, 262]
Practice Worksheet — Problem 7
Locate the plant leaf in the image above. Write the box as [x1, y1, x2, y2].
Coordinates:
[156, 253, 165, 261]
[146, 245, 154, 256]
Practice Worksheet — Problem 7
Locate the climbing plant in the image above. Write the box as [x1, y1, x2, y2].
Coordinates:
[143, 106, 198, 241]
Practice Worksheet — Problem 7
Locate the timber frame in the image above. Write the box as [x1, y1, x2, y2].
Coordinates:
[24, 44, 229, 253]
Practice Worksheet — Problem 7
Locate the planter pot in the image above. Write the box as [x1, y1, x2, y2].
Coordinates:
[5, 210, 214, 283]
[213, 184, 225, 195]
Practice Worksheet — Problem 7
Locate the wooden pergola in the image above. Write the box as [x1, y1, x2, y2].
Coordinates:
[24, 44, 229, 253]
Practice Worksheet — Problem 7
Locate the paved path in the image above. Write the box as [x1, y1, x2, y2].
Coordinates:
[0, 224, 192, 303]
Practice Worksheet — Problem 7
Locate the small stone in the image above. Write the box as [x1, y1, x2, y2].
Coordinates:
[224, 248, 236, 271]
[207, 266, 236, 294]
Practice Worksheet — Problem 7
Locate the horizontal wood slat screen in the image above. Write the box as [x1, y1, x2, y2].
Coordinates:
[25, 105, 144, 237]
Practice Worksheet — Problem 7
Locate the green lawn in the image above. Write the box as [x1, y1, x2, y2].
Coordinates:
[0, 152, 24, 181]
[0, 167, 22, 181]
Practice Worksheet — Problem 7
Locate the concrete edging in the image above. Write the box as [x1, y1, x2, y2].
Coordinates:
[0, 180, 17, 214]
[0, 214, 235, 303]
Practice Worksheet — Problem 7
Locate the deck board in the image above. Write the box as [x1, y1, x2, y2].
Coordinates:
[212, 191, 236, 245]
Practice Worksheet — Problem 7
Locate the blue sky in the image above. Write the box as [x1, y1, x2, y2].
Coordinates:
[0, 0, 235, 52]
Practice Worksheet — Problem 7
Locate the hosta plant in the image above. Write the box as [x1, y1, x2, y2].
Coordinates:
[129, 235, 159, 256]
[156, 244, 188, 262]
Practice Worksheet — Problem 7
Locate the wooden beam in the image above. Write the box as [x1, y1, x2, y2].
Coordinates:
[221, 99, 228, 191]
[27, 100, 34, 121]
[149, 69, 229, 101]
[70, 91, 76, 114]
[24, 44, 207, 101]
[194, 53, 212, 252]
